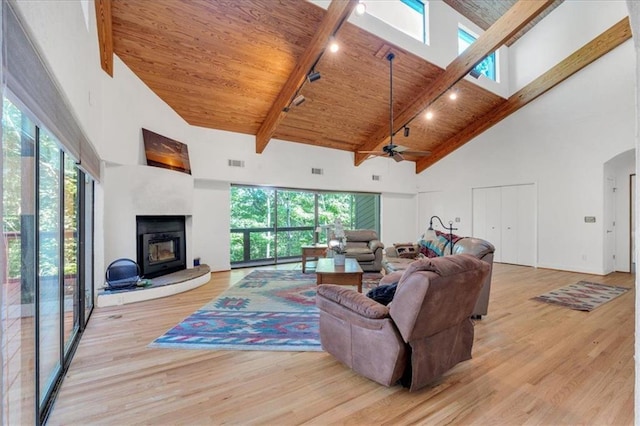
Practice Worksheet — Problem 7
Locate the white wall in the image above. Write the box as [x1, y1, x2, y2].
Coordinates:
[192, 180, 231, 272]
[381, 192, 418, 245]
[418, 40, 635, 274]
[418, 190, 472, 238]
[509, 0, 629, 93]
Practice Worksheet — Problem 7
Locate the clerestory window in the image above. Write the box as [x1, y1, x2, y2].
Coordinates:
[364, 0, 427, 44]
[458, 27, 497, 81]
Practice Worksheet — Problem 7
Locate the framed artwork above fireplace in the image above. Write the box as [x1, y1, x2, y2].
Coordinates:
[142, 128, 191, 175]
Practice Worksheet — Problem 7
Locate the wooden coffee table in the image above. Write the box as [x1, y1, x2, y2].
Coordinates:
[301, 244, 327, 273]
[316, 258, 364, 293]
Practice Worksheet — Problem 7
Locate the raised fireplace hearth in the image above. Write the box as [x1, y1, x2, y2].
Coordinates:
[137, 215, 186, 278]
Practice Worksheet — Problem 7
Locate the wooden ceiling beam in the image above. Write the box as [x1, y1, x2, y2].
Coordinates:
[353, 0, 555, 166]
[94, 0, 114, 77]
[415, 17, 632, 174]
[255, 0, 358, 154]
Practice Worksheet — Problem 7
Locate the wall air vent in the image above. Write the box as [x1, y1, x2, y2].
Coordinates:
[372, 175, 381, 181]
[311, 168, 324, 175]
[228, 159, 245, 168]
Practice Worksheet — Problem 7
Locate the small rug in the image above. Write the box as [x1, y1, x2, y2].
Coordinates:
[150, 270, 382, 351]
[531, 281, 630, 312]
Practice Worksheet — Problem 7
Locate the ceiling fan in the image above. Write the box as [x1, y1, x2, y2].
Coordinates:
[358, 52, 432, 162]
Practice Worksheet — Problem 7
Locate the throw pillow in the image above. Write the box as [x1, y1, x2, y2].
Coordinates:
[366, 282, 398, 306]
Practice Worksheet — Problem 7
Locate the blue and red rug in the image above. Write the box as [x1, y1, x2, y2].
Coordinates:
[150, 270, 382, 351]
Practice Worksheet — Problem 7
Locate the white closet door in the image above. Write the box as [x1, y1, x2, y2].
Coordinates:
[485, 187, 502, 262]
[473, 187, 502, 262]
[473, 184, 536, 266]
[516, 184, 536, 266]
[500, 186, 518, 264]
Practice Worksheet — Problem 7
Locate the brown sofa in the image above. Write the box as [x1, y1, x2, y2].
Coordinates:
[382, 237, 495, 318]
[331, 229, 384, 272]
[316, 254, 490, 391]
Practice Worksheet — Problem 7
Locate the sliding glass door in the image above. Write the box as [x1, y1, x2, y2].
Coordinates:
[37, 129, 62, 407]
[230, 185, 380, 267]
[2, 95, 95, 424]
[276, 190, 315, 261]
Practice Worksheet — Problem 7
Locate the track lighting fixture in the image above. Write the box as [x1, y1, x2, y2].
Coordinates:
[403, 126, 410, 137]
[292, 94, 306, 106]
[307, 70, 321, 83]
[469, 68, 481, 79]
[329, 39, 339, 53]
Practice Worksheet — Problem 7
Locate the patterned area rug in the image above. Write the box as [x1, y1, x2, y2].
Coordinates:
[531, 281, 630, 312]
[150, 270, 382, 351]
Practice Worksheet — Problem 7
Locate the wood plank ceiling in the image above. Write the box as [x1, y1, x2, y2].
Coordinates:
[100, 0, 630, 173]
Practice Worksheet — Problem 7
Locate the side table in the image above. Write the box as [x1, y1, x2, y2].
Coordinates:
[301, 244, 327, 273]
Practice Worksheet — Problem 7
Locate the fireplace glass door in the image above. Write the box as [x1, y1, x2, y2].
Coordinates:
[148, 238, 178, 264]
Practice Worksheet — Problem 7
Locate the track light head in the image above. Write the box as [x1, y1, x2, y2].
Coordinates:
[403, 126, 410, 137]
[355, 1, 366, 15]
[307, 70, 321, 83]
[292, 94, 306, 106]
[469, 68, 482, 79]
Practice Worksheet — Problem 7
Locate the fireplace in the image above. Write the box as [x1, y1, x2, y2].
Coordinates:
[137, 215, 186, 278]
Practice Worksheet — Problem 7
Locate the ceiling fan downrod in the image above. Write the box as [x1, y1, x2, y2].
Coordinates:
[387, 52, 395, 148]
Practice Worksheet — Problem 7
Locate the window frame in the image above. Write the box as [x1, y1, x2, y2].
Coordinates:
[457, 27, 497, 81]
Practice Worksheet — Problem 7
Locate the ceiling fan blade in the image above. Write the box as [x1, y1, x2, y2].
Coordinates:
[393, 153, 405, 162]
[400, 150, 431, 156]
[391, 144, 410, 152]
[358, 151, 386, 154]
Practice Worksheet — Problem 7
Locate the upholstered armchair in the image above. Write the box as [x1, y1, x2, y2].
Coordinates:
[316, 254, 490, 391]
[330, 229, 384, 272]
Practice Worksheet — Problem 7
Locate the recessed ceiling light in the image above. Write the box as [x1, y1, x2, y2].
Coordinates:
[355, 2, 366, 15]
[449, 91, 458, 100]
[329, 40, 339, 53]
[426, 111, 434, 120]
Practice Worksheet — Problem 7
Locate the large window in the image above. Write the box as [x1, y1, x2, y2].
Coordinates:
[2, 96, 95, 424]
[365, 0, 427, 44]
[458, 27, 497, 81]
[230, 186, 380, 267]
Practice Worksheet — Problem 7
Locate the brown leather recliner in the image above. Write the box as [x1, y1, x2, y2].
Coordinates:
[383, 237, 495, 318]
[316, 254, 490, 391]
[330, 229, 384, 272]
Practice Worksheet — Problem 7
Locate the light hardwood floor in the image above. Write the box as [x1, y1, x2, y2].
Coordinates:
[47, 263, 635, 425]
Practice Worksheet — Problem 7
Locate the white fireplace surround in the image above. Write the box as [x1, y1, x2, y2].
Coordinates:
[103, 163, 195, 287]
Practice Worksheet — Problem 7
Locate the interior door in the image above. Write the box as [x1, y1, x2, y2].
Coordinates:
[631, 174, 636, 273]
[472, 187, 501, 262]
[516, 184, 536, 266]
[500, 186, 518, 264]
[485, 187, 502, 262]
[604, 176, 616, 273]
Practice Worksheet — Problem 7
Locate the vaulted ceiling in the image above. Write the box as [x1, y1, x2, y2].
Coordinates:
[94, 0, 631, 173]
